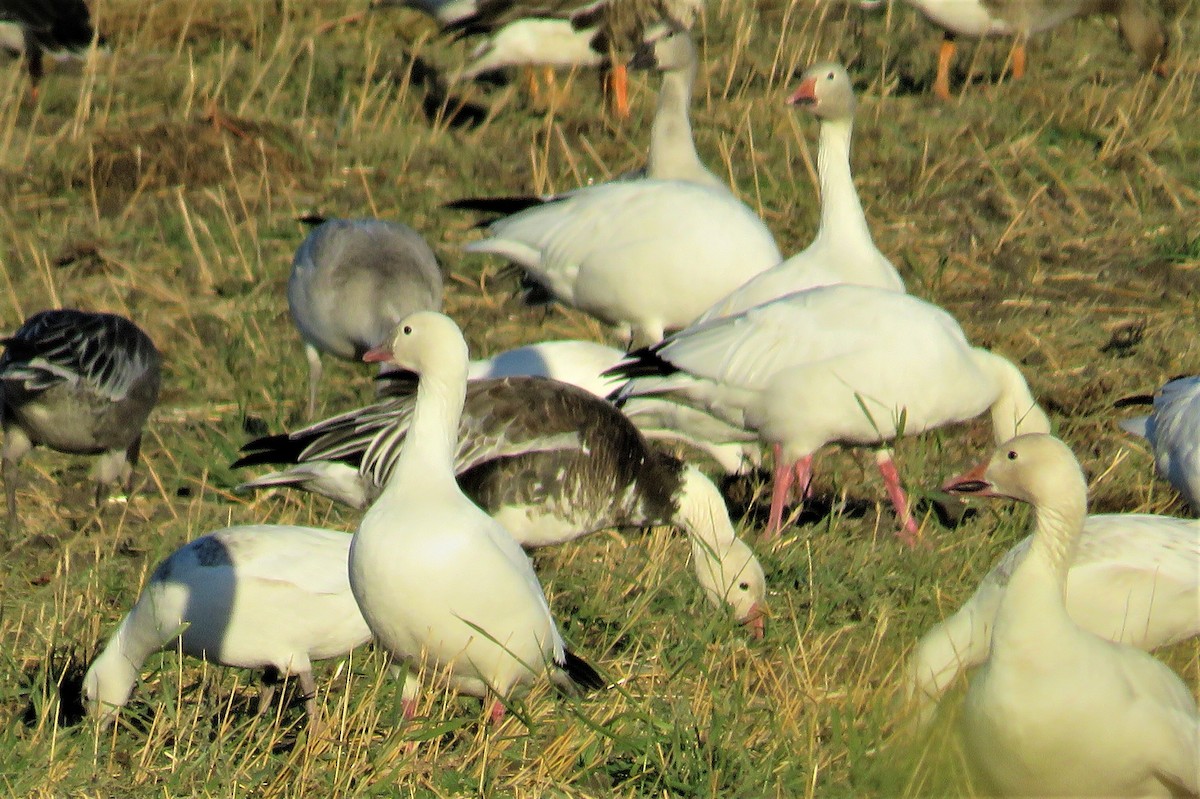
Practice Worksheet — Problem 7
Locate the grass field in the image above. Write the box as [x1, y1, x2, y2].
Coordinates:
[0, 0, 1197, 795]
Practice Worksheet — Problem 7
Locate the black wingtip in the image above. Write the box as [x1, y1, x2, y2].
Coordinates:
[1113, 393, 1154, 409]
[444, 195, 549, 216]
[561, 650, 605, 692]
[297, 214, 328, 227]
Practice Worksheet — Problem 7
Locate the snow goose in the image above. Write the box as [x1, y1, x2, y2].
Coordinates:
[0, 0, 100, 98]
[898, 0, 1167, 100]
[610, 284, 1050, 543]
[288, 217, 443, 418]
[234, 375, 769, 632]
[943, 434, 1199, 797]
[695, 62, 903, 324]
[85, 524, 371, 727]
[462, 179, 781, 347]
[907, 512, 1200, 729]
[349, 313, 603, 722]
[1117, 375, 1200, 512]
[0, 309, 161, 532]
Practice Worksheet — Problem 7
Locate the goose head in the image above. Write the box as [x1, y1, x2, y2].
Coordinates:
[786, 62, 855, 120]
[630, 29, 696, 74]
[363, 311, 468, 374]
[943, 433, 1087, 511]
[692, 537, 768, 639]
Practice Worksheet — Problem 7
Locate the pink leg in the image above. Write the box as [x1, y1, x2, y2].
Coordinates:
[875, 450, 920, 547]
[766, 444, 796, 540]
[792, 455, 814, 501]
[401, 698, 417, 721]
[489, 699, 506, 724]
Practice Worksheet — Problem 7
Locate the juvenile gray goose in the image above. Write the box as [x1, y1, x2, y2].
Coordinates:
[288, 218, 444, 418]
[0, 309, 160, 531]
[234, 375, 767, 634]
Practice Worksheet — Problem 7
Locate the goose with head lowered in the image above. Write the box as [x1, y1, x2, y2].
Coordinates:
[347, 313, 603, 722]
[234, 373, 767, 635]
[85, 525, 372, 728]
[907, 512, 1199, 730]
[944, 434, 1199, 798]
[610, 284, 1050, 543]
[695, 62, 903, 323]
[1116, 375, 1200, 513]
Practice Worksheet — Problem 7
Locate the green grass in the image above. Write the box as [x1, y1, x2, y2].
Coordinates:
[0, 0, 1197, 795]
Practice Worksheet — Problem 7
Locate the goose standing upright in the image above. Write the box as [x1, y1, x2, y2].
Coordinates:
[696, 62, 903, 323]
[1117, 375, 1200, 512]
[0, 309, 161, 532]
[288, 217, 444, 418]
[610, 284, 1050, 542]
[349, 314, 603, 722]
[944, 434, 1199, 797]
[85, 525, 372, 727]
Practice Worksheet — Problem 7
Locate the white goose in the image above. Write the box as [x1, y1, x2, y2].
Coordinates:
[908, 513, 1200, 728]
[943, 434, 1199, 797]
[234, 374, 767, 632]
[288, 217, 443, 417]
[1117, 375, 1200, 512]
[696, 62, 903, 323]
[0, 309, 161, 531]
[611, 284, 1050, 543]
[84, 525, 371, 727]
[349, 313, 603, 722]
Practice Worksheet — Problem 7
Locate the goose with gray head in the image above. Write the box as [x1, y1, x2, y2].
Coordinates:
[288, 217, 443, 418]
[348, 313, 604, 722]
[1117, 375, 1200, 513]
[85, 524, 372, 728]
[944, 434, 1199, 797]
[234, 373, 767, 634]
[0, 309, 161, 532]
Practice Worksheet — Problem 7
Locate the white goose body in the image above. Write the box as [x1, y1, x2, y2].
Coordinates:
[1119, 375, 1200, 512]
[350, 314, 599, 716]
[908, 513, 1200, 726]
[945, 435, 1200, 797]
[464, 179, 781, 347]
[84, 524, 370, 725]
[697, 63, 903, 323]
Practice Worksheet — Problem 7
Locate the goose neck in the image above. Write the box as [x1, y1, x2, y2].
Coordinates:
[675, 465, 737, 549]
[385, 365, 466, 496]
[647, 67, 705, 181]
[812, 117, 871, 243]
[1003, 496, 1086, 621]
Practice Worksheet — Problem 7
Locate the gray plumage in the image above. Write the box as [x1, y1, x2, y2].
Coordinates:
[288, 218, 444, 417]
[0, 309, 161, 530]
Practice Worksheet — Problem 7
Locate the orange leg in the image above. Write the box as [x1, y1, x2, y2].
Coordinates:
[606, 63, 630, 119]
[1011, 40, 1027, 80]
[934, 35, 956, 100]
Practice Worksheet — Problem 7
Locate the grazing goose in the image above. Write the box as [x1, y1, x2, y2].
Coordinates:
[85, 525, 372, 727]
[907, 513, 1200, 729]
[233, 375, 767, 631]
[944, 434, 1199, 798]
[349, 313, 603, 722]
[288, 217, 443, 418]
[1117, 375, 1200, 512]
[695, 62, 903, 324]
[610, 284, 1050, 543]
[462, 179, 781, 347]
[0, 0, 99, 97]
[897, 0, 1167, 100]
[0, 309, 161, 531]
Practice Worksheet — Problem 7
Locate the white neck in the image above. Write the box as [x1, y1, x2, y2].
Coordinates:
[811, 117, 872, 246]
[86, 610, 158, 713]
[647, 65, 722, 189]
[380, 358, 467, 500]
[973, 350, 1051, 443]
[674, 465, 736, 549]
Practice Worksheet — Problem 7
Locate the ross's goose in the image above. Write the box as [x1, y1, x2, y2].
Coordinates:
[610, 284, 1050, 543]
[1117, 375, 1200, 512]
[907, 513, 1200, 729]
[896, 0, 1167, 100]
[695, 62, 903, 324]
[233, 375, 767, 632]
[0, 309, 161, 531]
[462, 179, 781, 347]
[288, 217, 443, 418]
[85, 525, 372, 727]
[943, 434, 1199, 797]
[0, 0, 100, 97]
[348, 313, 603, 722]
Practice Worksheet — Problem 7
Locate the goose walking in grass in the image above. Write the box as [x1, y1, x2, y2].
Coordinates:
[695, 62, 904, 323]
[346, 313, 604, 722]
[943, 434, 1199, 797]
[0, 309, 160, 532]
[234, 374, 768, 634]
[894, 0, 1167, 100]
[907, 513, 1200, 729]
[0, 0, 100, 98]
[288, 217, 443, 418]
[1117, 375, 1200, 513]
[610, 284, 1050, 543]
[85, 525, 372, 728]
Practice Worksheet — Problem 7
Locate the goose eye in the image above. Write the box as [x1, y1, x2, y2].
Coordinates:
[1007, 450, 1018, 460]
[738, 581, 750, 591]
[403, 325, 413, 334]
[826, 71, 834, 80]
